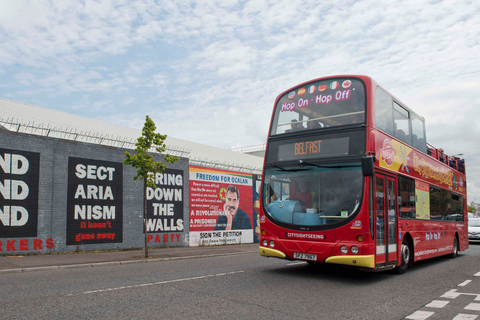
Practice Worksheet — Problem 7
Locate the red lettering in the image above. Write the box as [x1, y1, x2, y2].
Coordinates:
[147, 234, 153, 243]
[34, 239, 43, 250]
[0, 240, 2, 251]
[163, 234, 168, 242]
[7, 240, 16, 251]
[154, 234, 161, 243]
[176, 234, 181, 241]
[19, 239, 28, 251]
[46, 238, 54, 249]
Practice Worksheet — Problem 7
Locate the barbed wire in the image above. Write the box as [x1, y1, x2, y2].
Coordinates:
[0, 117, 262, 174]
[0, 117, 190, 158]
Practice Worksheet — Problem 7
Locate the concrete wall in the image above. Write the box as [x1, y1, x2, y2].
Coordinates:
[0, 130, 189, 254]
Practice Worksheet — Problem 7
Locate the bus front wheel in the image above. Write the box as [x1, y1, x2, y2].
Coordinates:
[448, 236, 458, 259]
[395, 239, 412, 274]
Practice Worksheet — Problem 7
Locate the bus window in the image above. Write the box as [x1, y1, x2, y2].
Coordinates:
[374, 87, 394, 136]
[398, 176, 415, 219]
[411, 113, 427, 153]
[393, 102, 412, 145]
[270, 78, 365, 135]
[263, 163, 363, 227]
[429, 187, 464, 222]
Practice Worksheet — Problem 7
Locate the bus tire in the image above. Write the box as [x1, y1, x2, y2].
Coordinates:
[448, 236, 458, 259]
[395, 239, 412, 274]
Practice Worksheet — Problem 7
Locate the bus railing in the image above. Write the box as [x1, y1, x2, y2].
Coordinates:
[426, 143, 465, 173]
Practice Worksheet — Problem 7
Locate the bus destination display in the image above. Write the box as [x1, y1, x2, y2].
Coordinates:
[277, 137, 349, 161]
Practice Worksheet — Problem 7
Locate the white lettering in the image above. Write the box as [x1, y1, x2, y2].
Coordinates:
[281, 102, 296, 112]
[11, 155, 29, 175]
[0, 180, 29, 200]
[0, 154, 29, 175]
[152, 203, 174, 216]
[74, 205, 116, 220]
[0, 206, 29, 226]
[297, 98, 309, 108]
[75, 164, 115, 181]
[315, 94, 333, 105]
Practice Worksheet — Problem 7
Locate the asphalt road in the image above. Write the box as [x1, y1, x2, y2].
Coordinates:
[1, 243, 480, 320]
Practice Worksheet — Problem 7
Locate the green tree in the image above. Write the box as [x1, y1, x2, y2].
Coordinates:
[124, 115, 178, 258]
[468, 205, 477, 214]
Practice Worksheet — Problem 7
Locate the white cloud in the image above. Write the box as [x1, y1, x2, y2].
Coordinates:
[1, 0, 480, 201]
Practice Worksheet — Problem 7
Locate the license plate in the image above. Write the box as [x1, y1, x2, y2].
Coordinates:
[293, 252, 317, 261]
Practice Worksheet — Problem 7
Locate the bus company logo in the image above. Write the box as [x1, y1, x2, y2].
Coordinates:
[298, 88, 306, 96]
[342, 80, 352, 89]
[288, 91, 296, 99]
[351, 220, 362, 229]
[381, 139, 396, 166]
[318, 85, 328, 92]
[425, 232, 441, 241]
[329, 81, 339, 90]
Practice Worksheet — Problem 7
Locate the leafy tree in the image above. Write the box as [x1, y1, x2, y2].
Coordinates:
[124, 115, 178, 258]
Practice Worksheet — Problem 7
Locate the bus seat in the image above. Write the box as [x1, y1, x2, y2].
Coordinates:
[293, 212, 321, 225]
[396, 129, 407, 142]
[268, 201, 302, 224]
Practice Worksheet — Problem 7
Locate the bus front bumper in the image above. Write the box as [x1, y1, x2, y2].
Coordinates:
[325, 255, 375, 269]
[259, 246, 287, 259]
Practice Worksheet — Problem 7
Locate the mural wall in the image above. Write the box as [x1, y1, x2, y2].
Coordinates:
[0, 130, 189, 254]
[0, 130, 258, 255]
[188, 166, 254, 246]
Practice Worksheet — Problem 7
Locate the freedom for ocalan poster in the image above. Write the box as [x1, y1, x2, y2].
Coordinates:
[189, 166, 253, 246]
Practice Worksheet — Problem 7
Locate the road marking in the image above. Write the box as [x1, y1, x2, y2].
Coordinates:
[452, 314, 478, 320]
[442, 289, 461, 299]
[82, 271, 244, 294]
[465, 303, 480, 311]
[405, 310, 434, 320]
[459, 280, 472, 287]
[425, 300, 450, 308]
[475, 271, 480, 277]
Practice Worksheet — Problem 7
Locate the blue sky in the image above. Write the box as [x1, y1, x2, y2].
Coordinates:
[1, 0, 480, 202]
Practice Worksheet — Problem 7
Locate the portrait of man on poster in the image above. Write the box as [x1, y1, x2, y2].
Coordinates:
[214, 185, 252, 230]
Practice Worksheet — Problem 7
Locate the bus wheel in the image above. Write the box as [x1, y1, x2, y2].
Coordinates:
[448, 237, 458, 259]
[395, 240, 411, 274]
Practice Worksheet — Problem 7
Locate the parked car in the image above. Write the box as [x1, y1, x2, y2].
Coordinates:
[468, 218, 480, 242]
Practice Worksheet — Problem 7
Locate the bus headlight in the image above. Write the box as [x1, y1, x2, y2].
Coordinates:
[262, 239, 268, 247]
[269, 240, 275, 248]
[340, 246, 348, 254]
[351, 246, 359, 254]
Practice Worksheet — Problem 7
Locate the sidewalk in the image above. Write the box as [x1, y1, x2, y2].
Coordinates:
[0, 243, 259, 274]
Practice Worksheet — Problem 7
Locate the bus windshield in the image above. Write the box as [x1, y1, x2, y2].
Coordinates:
[263, 162, 363, 227]
[271, 78, 365, 135]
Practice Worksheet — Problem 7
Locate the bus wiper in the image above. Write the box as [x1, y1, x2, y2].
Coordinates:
[298, 160, 358, 169]
[270, 163, 310, 172]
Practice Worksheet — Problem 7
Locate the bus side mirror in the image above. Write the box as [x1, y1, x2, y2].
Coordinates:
[361, 156, 375, 176]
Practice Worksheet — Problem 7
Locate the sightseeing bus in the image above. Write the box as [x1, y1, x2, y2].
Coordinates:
[259, 75, 468, 273]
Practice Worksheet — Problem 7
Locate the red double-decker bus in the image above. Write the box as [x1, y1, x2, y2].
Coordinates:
[259, 75, 467, 273]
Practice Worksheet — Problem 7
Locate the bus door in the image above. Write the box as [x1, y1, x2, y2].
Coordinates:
[374, 174, 398, 267]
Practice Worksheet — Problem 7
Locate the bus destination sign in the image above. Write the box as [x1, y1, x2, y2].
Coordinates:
[277, 137, 349, 161]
